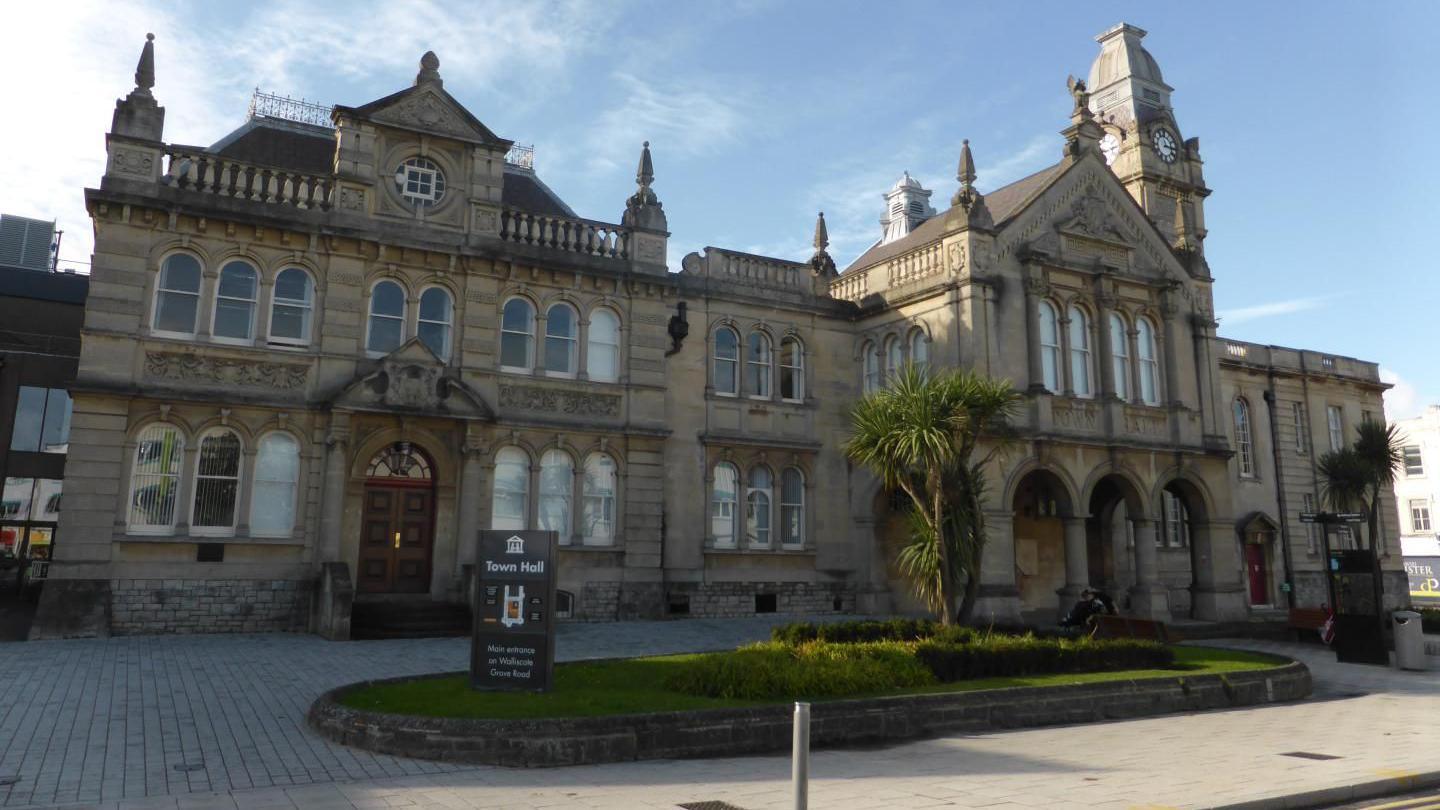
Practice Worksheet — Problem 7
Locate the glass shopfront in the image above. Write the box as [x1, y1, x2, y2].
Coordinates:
[0, 476, 62, 592]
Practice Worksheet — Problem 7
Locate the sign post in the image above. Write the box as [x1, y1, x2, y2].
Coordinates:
[1299, 511, 1387, 666]
[470, 529, 558, 692]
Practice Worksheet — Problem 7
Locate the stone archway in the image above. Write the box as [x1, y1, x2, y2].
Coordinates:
[1086, 472, 1168, 619]
[1010, 469, 1079, 619]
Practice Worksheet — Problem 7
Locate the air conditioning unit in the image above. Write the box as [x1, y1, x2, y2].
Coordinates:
[0, 215, 56, 272]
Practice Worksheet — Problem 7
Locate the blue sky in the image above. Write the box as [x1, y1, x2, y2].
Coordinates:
[3, 0, 1437, 415]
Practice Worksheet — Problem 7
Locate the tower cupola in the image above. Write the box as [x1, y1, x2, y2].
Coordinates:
[878, 172, 936, 245]
[1086, 23, 1173, 125]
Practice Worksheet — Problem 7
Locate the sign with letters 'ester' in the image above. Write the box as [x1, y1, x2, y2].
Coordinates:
[470, 529, 558, 692]
[1405, 556, 1440, 606]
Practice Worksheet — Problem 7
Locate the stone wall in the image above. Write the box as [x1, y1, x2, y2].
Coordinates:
[663, 581, 853, 619]
[110, 578, 310, 635]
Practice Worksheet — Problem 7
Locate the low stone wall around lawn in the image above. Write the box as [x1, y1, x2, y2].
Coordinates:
[308, 658, 1311, 767]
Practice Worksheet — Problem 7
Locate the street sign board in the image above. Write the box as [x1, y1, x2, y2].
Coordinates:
[470, 529, 558, 692]
[1298, 511, 1367, 524]
[1298, 512, 1317, 523]
[1335, 512, 1367, 522]
[1405, 556, 1440, 606]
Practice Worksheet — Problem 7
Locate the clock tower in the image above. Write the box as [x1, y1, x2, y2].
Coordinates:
[1087, 23, 1209, 266]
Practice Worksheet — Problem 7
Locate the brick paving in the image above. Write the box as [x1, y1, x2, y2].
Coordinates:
[0, 624, 1436, 810]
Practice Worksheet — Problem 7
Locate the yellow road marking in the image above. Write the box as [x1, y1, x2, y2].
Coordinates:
[1363, 796, 1440, 810]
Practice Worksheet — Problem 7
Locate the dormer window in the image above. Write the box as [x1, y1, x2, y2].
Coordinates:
[394, 157, 446, 207]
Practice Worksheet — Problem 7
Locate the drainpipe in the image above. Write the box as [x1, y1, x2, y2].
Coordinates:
[1262, 381, 1296, 608]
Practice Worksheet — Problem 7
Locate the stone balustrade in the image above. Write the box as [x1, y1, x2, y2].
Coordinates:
[830, 269, 869, 302]
[499, 210, 630, 260]
[681, 247, 810, 292]
[161, 146, 333, 210]
[886, 242, 945, 288]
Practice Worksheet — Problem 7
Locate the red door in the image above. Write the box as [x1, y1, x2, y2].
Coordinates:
[1245, 543, 1268, 605]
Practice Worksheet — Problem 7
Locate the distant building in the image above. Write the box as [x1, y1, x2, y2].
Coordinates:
[1393, 406, 1440, 604]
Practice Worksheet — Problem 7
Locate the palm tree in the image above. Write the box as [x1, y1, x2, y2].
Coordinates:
[1317, 419, 1403, 551]
[845, 365, 1019, 624]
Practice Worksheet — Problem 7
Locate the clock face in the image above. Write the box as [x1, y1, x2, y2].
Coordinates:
[1099, 132, 1120, 165]
[1152, 127, 1179, 164]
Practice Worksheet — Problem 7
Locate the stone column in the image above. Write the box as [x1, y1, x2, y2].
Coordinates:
[1129, 518, 1170, 620]
[455, 443, 484, 567]
[1094, 290, 1116, 398]
[1058, 308, 1074, 397]
[576, 315, 590, 381]
[1190, 520, 1248, 621]
[1057, 516, 1090, 614]
[1160, 292, 1182, 406]
[319, 428, 349, 563]
[1022, 276, 1047, 393]
[975, 509, 1023, 623]
[235, 448, 258, 536]
[1127, 326, 1143, 405]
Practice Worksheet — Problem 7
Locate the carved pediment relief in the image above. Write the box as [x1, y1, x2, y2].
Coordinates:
[360, 86, 504, 146]
[328, 338, 492, 420]
[1056, 192, 1129, 245]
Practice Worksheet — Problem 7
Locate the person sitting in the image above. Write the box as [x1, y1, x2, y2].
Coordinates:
[1061, 587, 1115, 628]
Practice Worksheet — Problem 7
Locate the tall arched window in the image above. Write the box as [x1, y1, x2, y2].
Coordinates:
[545, 303, 578, 376]
[1038, 301, 1061, 393]
[910, 329, 930, 376]
[251, 433, 300, 537]
[213, 261, 258, 341]
[746, 466, 773, 548]
[1234, 398, 1255, 478]
[491, 447, 530, 530]
[746, 331, 772, 397]
[128, 424, 184, 532]
[1068, 305, 1092, 397]
[582, 452, 616, 546]
[587, 309, 620, 382]
[1109, 313, 1130, 401]
[713, 327, 739, 395]
[269, 268, 313, 345]
[538, 450, 573, 543]
[192, 429, 242, 534]
[154, 253, 203, 335]
[861, 341, 880, 393]
[500, 298, 535, 370]
[417, 287, 452, 361]
[711, 462, 739, 547]
[779, 336, 804, 401]
[1137, 318, 1160, 405]
[781, 467, 804, 547]
[885, 335, 903, 382]
[366, 280, 406, 354]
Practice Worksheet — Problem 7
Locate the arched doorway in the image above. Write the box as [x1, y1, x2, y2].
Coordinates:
[1011, 469, 1075, 618]
[1237, 512, 1280, 608]
[357, 442, 436, 594]
[1159, 480, 1203, 617]
[1087, 472, 1168, 619]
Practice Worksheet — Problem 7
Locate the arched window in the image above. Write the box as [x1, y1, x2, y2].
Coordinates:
[587, 309, 620, 382]
[711, 462, 738, 548]
[885, 335, 903, 382]
[746, 331, 772, 397]
[366, 442, 432, 480]
[153, 253, 202, 335]
[1038, 301, 1061, 393]
[213, 261, 257, 341]
[491, 447, 530, 530]
[500, 298, 535, 370]
[781, 467, 804, 547]
[1161, 490, 1190, 547]
[746, 466, 773, 548]
[544, 303, 578, 376]
[713, 327, 739, 395]
[1109, 313, 1130, 401]
[1137, 318, 1160, 405]
[910, 329, 930, 376]
[251, 433, 300, 537]
[862, 341, 880, 394]
[192, 429, 242, 534]
[1068, 305, 1092, 397]
[269, 268, 313, 345]
[417, 287, 452, 361]
[366, 280, 406, 354]
[582, 453, 616, 546]
[538, 450, 573, 543]
[779, 336, 804, 401]
[1234, 398, 1255, 478]
[128, 423, 184, 532]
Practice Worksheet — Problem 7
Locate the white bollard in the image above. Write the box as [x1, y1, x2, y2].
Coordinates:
[793, 701, 810, 810]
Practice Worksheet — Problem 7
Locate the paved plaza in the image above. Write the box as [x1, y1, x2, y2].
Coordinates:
[1, 621, 1438, 810]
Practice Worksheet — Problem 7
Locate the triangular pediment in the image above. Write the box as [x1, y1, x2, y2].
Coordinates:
[326, 338, 493, 420]
[342, 84, 510, 148]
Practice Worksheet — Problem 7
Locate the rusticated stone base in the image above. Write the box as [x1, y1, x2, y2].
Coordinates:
[110, 578, 310, 635]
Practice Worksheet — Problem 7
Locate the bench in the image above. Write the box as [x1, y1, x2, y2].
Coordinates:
[1089, 614, 1178, 643]
[1287, 607, 1328, 642]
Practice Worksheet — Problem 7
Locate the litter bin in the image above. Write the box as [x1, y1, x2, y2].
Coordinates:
[1393, 610, 1426, 671]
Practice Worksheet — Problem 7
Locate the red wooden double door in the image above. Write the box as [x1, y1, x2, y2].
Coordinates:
[357, 484, 435, 594]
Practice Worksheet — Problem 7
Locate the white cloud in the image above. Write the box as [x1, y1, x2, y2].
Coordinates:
[579, 73, 749, 176]
[976, 134, 1055, 190]
[1217, 295, 1334, 326]
[1381, 367, 1425, 422]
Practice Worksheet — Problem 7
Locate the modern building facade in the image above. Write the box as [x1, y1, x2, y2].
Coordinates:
[31, 24, 1402, 639]
[1393, 406, 1440, 604]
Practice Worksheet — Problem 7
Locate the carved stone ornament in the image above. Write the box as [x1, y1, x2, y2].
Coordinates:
[374, 363, 443, 409]
[948, 243, 967, 273]
[111, 147, 154, 178]
[1022, 277, 1051, 297]
[144, 352, 308, 389]
[373, 92, 475, 140]
[1062, 194, 1119, 239]
[338, 187, 366, 212]
[498, 384, 620, 418]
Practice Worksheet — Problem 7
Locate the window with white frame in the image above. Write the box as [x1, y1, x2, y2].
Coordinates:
[711, 461, 738, 547]
[909, 329, 930, 376]
[500, 298, 535, 370]
[1161, 490, 1189, 547]
[885, 335, 903, 383]
[192, 430, 242, 534]
[213, 261, 257, 341]
[1302, 493, 1318, 553]
[1067, 305, 1093, 397]
[781, 467, 804, 547]
[538, 450, 573, 543]
[366, 281, 406, 354]
[269, 268, 313, 345]
[746, 331, 772, 397]
[544, 303, 578, 376]
[746, 466, 773, 548]
[581, 453, 616, 545]
[394, 157, 446, 207]
[1109, 313, 1130, 400]
[153, 253, 203, 335]
[128, 424, 184, 532]
[491, 447, 529, 530]
[587, 309, 620, 383]
[417, 287, 452, 361]
[713, 327, 739, 395]
[1412, 499, 1432, 533]
[1403, 445, 1424, 476]
[1038, 301, 1061, 392]
[1327, 405, 1345, 451]
[779, 336, 804, 401]
[1234, 398, 1255, 478]
[862, 341, 880, 394]
[250, 433, 299, 537]
[1137, 318, 1160, 405]
[1292, 401, 1310, 454]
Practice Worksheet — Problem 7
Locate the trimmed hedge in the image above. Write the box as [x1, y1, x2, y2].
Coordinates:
[771, 618, 941, 645]
[916, 635, 1174, 682]
[666, 641, 936, 700]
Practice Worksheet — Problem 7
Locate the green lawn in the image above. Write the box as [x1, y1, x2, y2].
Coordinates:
[337, 646, 1288, 720]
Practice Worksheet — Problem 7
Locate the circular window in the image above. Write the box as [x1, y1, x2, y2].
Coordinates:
[393, 157, 446, 207]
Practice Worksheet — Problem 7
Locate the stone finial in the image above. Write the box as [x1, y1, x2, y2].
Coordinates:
[948, 139, 993, 229]
[809, 212, 837, 278]
[111, 32, 165, 141]
[134, 33, 156, 96]
[957, 139, 977, 192]
[416, 51, 442, 87]
[636, 141, 655, 189]
[623, 141, 666, 230]
[813, 211, 829, 252]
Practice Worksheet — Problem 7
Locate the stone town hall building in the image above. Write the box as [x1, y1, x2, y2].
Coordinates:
[31, 23, 1402, 638]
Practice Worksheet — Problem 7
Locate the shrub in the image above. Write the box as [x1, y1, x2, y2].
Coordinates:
[771, 618, 940, 646]
[915, 635, 1174, 682]
[1416, 607, 1440, 634]
[667, 641, 936, 700]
